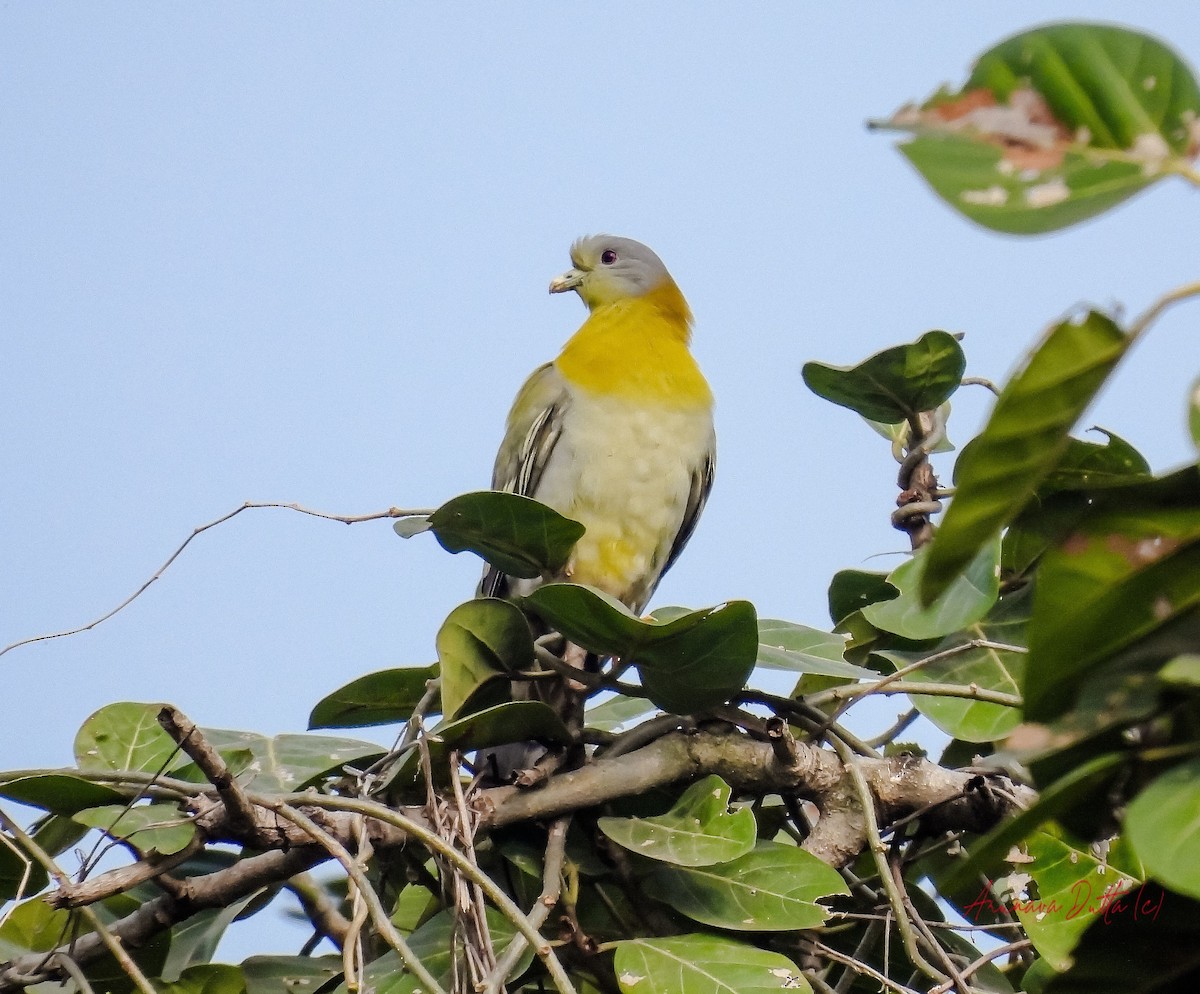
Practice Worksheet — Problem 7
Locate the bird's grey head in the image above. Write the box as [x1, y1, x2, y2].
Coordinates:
[549, 235, 674, 308]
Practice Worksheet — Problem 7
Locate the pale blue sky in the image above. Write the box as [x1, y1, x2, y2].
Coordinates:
[3, 2, 1199, 958]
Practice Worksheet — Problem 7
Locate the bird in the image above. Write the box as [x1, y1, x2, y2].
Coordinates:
[477, 235, 715, 781]
[482, 234, 715, 615]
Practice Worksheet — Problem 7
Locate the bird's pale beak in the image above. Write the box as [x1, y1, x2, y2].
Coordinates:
[548, 267, 586, 294]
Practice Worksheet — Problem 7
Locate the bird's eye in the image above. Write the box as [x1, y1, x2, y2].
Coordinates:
[600, 249, 618, 265]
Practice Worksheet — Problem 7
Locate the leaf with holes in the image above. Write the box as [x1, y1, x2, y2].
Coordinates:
[881, 23, 1200, 233]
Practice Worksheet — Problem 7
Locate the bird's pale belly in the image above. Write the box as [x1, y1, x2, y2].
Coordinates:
[527, 391, 713, 610]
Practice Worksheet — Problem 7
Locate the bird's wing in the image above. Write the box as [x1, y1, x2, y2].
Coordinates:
[480, 362, 571, 598]
[661, 439, 716, 579]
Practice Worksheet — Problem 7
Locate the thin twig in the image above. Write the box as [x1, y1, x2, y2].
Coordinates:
[0, 501, 431, 659]
[865, 709, 920, 749]
[802, 937, 920, 994]
[930, 939, 1032, 994]
[807, 680, 1021, 710]
[1126, 278, 1200, 343]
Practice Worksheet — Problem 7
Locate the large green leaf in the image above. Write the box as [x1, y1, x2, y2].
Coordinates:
[158, 965, 247, 994]
[242, 956, 342, 994]
[884, 23, 1200, 234]
[1041, 429, 1151, 493]
[827, 569, 898, 625]
[1039, 891, 1200, 993]
[395, 490, 584, 579]
[1126, 757, 1200, 901]
[801, 330, 965, 424]
[524, 584, 758, 714]
[875, 585, 1028, 741]
[598, 775, 756, 866]
[585, 694, 655, 731]
[649, 841, 848, 931]
[75, 701, 182, 774]
[755, 619, 874, 680]
[864, 537, 999, 640]
[922, 311, 1129, 603]
[73, 802, 196, 856]
[614, 934, 808, 994]
[1025, 507, 1200, 721]
[308, 664, 440, 729]
[0, 774, 127, 815]
[1190, 377, 1200, 456]
[1013, 827, 1142, 972]
[189, 729, 384, 794]
[436, 598, 533, 718]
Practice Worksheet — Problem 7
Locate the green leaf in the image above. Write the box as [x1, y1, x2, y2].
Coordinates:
[309, 665, 439, 729]
[923, 311, 1130, 603]
[649, 840, 849, 931]
[1190, 378, 1200, 456]
[74, 701, 181, 773]
[242, 956, 342, 994]
[755, 618, 874, 680]
[875, 585, 1028, 741]
[1013, 827, 1142, 971]
[1126, 757, 1200, 901]
[585, 694, 655, 731]
[73, 802, 196, 855]
[158, 964, 247, 994]
[524, 584, 758, 714]
[192, 729, 384, 794]
[401, 490, 585, 579]
[1035, 890, 1200, 993]
[1041, 428, 1151, 492]
[1160, 654, 1200, 688]
[864, 538, 1000, 640]
[940, 751, 1126, 894]
[437, 598, 533, 718]
[614, 934, 809, 994]
[598, 775, 756, 866]
[162, 893, 262, 980]
[827, 569, 898, 625]
[0, 774, 127, 815]
[1026, 507, 1200, 721]
[801, 330, 965, 424]
[885, 23, 1200, 234]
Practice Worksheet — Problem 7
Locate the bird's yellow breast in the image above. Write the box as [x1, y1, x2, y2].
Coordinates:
[554, 280, 712, 408]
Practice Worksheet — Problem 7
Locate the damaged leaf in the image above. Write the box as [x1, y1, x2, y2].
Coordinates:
[880, 23, 1200, 233]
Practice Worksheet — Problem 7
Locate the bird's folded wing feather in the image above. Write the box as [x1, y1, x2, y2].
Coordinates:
[480, 362, 571, 598]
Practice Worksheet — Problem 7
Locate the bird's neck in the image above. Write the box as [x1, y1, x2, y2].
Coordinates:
[554, 279, 712, 406]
